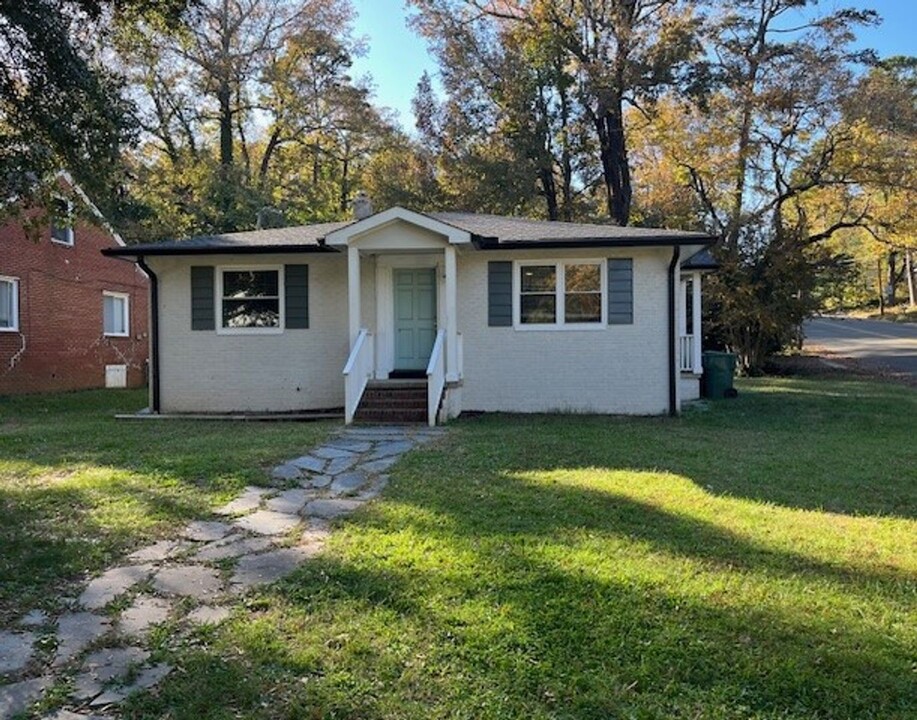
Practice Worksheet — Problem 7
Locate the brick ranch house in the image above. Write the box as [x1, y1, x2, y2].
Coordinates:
[0, 180, 148, 394]
[106, 204, 716, 424]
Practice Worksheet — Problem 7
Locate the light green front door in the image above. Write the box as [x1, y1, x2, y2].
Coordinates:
[394, 268, 437, 371]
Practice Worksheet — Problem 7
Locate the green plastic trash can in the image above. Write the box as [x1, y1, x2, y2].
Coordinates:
[702, 351, 738, 399]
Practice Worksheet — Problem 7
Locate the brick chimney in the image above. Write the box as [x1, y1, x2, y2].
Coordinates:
[352, 191, 373, 220]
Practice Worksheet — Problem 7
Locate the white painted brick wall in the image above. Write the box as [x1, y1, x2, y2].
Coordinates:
[457, 247, 672, 415]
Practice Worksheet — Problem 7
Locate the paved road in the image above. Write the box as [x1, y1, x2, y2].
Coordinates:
[804, 316, 917, 377]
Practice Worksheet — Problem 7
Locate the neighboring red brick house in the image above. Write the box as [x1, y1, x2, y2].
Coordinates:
[0, 181, 148, 394]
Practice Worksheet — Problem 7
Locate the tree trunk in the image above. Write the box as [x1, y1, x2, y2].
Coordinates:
[218, 81, 233, 167]
[906, 248, 916, 308]
[876, 257, 885, 315]
[538, 167, 559, 221]
[887, 250, 898, 305]
[593, 103, 632, 225]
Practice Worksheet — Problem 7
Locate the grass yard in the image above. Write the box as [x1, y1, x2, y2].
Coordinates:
[0, 389, 334, 622]
[2, 378, 916, 719]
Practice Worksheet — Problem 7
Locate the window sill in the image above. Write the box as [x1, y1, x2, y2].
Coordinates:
[0, 326, 20, 333]
[51, 239, 74, 247]
[104, 332, 130, 338]
[513, 323, 607, 332]
[216, 327, 284, 336]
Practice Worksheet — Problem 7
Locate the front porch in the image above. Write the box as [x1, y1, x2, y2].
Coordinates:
[327, 209, 470, 426]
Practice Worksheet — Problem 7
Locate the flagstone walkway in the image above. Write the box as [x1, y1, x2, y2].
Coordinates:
[0, 425, 444, 719]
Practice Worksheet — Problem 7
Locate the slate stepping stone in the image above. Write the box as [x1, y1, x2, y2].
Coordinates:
[0, 630, 35, 674]
[182, 520, 233, 543]
[329, 472, 368, 497]
[118, 595, 172, 638]
[290, 455, 325, 473]
[44, 710, 106, 720]
[89, 663, 172, 707]
[301, 474, 333, 489]
[230, 548, 310, 589]
[193, 535, 273, 562]
[72, 646, 150, 701]
[214, 486, 270, 516]
[127, 540, 181, 563]
[54, 612, 111, 666]
[233, 509, 301, 536]
[312, 445, 356, 460]
[78, 564, 153, 610]
[271, 463, 302, 482]
[326, 439, 372, 453]
[265, 488, 311, 515]
[303, 498, 364, 519]
[325, 455, 357, 475]
[0, 676, 53, 717]
[354, 475, 390, 502]
[366, 440, 414, 459]
[152, 566, 223, 600]
[300, 524, 331, 548]
[359, 456, 401, 475]
[18, 609, 49, 628]
[186, 605, 232, 625]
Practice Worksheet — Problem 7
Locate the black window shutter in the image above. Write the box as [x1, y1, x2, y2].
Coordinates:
[285, 264, 309, 329]
[608, 258, 634, 325]
[190, 266, 215, 331]
[487, 261, 512, 327]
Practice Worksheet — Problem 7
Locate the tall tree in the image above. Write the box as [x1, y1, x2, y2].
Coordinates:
[0, 0, 188, 204]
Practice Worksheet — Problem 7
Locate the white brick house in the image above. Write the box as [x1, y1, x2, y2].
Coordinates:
[105, 208, 716, 424]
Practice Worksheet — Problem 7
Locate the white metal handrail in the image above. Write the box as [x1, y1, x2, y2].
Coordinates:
[679, 334, 694, 373]
[343, 328, 373, 424]
[426, 329, 446, 427]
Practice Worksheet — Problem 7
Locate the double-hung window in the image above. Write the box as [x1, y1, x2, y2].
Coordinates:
[219, 267, 282, 331]
[0, 276, 19, 331]
[517, 260, 605, 328]
[51, 197, 74, 246]
[103, 291, 129, 337]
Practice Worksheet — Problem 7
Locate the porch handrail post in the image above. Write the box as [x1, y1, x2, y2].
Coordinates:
[348, 245, 361, 346]
[692, 271, 703, 373]
[444, 244, 459, 382]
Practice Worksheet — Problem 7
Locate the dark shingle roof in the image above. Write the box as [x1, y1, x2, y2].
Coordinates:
[681, 246, 719, 270]
[103, 210, 716, 256]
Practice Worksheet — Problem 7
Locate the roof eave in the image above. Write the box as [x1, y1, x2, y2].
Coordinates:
[102, 243, 339, 258]
[472, 234, 718, 250]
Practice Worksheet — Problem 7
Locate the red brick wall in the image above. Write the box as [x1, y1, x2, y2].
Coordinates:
[0, 207, 149, 395]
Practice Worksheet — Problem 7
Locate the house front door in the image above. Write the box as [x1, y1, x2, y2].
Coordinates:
[393, 268, 437, 372]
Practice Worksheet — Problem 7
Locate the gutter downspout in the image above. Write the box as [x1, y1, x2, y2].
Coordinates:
[136, 256, 160, 413]
[668, 246, 681, 417]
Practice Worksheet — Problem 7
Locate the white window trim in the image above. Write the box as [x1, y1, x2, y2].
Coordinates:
[216, 265, 285, 335]
[0, 275, 20, 332]
[50, 197, 75, 246]
[513, 259, 607, 331]
[102, 290, 130, 337]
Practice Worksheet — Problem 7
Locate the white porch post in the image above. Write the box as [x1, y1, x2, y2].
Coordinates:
[692, 272, 703, 373]
[348, 245, 361, 346]
[444, 245, 459, 382]
[679, 279, 688, 336]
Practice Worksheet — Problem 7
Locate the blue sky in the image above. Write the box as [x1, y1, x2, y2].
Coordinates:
[351, 0, 916, 130]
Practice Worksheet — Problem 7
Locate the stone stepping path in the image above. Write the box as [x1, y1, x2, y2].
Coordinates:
[0, 424, 444, 719]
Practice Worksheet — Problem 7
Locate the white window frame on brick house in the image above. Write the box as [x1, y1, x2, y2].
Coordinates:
[50, 196, 75, 246]
[102, 291, 130, 337]
[216, 265, 285, 335]
[512, 259, 607, 331]
[0, 275, 19, 332]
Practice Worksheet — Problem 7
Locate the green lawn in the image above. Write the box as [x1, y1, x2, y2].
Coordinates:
[0, 389, 333, 623]
[2, 379, 916, 719]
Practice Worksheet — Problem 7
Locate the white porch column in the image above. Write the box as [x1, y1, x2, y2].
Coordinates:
[444, 244, 459, 382]
[679, 279, 688, 336]
[348, 245, 361, 346]
[692, 271, 703, 372]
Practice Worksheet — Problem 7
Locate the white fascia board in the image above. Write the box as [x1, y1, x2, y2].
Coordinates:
[324, 206, 472, 247]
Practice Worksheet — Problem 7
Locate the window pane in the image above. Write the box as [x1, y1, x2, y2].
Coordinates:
[565, 293, 602, 323]
[223, 270, 278, 299]
[51, 198, 72, 243]
[0, 281, 12, 328]
[104, 295, 126, 334]
[520, 266, 556, 293]
[521, 294, 556, 324]
[223, 298, 280, 328]
[565, 264, 600, 292]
